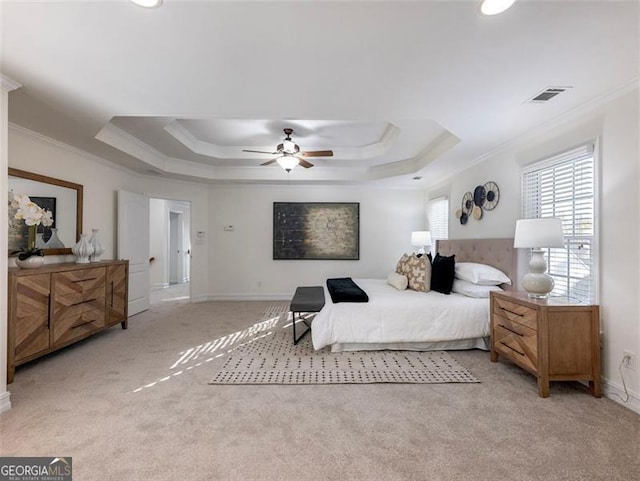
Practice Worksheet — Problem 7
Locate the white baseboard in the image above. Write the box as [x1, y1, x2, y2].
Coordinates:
[603, 378, 640, 415]
[0, 391, 12, 414]
[194, 293, 291, 302]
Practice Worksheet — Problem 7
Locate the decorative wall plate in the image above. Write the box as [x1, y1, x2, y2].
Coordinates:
[482, 181, 500, 210]
[472, 205, 483, 220]
[461, 192, 473, 215]
[460, 212, 468, 225]
[473, 185, 486, 207]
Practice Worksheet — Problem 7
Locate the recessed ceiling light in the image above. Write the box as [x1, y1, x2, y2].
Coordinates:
[480, 0, 515, 16]
[131, 0, 162, 8]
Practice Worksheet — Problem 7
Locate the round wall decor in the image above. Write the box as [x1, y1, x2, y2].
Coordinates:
[482, 181, 500, 210]
[461, 192, 473, 215]
[473, 185, 486, 207]
[458, 181, 500, 225]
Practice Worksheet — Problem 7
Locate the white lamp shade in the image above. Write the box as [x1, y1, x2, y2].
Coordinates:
[276, 155, 299, 171]
[514, 218, 565, 248]
[411, 231, 432, 247]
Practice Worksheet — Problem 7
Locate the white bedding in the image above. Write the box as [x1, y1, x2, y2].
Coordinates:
[311, 279, 491, 351]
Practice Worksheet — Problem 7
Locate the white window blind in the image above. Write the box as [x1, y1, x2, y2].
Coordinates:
[428, 196, 449, 241]
[521, 144, 597, 303]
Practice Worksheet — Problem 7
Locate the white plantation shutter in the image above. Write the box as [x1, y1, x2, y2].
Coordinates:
[521, 144, 597, 302]
[428, 196, 449, 242]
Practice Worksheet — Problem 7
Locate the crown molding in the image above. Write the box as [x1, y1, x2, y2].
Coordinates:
[9, 123, 140, 176]
[0, 75, 21, 93]
[165, 119, 400, 161]
[425, 76, 640, 189]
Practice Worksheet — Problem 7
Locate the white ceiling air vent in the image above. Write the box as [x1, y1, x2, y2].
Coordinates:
[528, 86, 573, 103]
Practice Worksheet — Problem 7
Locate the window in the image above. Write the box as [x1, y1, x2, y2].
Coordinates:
[521, 144, 597, 302]
[427, 196, 449, 247]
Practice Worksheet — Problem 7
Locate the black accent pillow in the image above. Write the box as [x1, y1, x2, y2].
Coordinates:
[431, 254, 455, 295]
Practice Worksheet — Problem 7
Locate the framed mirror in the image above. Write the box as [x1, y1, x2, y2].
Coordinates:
[8, 168, 83, 256]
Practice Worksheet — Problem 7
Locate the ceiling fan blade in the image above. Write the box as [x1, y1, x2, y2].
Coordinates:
[260, 158, 279, 166]
[301, 150, 333, 157]
[244, 149, 279, 155]
[298, 158, 314, 169]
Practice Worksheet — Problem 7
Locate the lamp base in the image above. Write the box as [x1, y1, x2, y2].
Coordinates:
[522, 249, 554, 298]
[522, 272, 555, 298]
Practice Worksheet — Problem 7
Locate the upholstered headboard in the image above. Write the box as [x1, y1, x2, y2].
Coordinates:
[435, 238, 517, 291]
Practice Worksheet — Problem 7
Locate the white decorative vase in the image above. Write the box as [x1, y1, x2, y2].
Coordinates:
[35, 232, 46, 249]
[45, 227, 65, 248]
[89, 229, 104, 262]
[15, 255, 45, 269]
[72, 234, 94, 264]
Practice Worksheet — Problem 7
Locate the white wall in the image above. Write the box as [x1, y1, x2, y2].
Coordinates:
[430, 87, 640, 411]
[8, 126, 210, 301]
[207, 185, 424, 299]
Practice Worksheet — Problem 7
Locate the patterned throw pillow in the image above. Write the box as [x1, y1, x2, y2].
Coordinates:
[396, 253, 411, 276]
[406, 254, 432, 292]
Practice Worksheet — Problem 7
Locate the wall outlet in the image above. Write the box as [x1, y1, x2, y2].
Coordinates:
[622, 351, 636, 371]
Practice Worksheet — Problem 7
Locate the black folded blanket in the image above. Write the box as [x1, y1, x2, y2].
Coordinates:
[326, 277, 369, 303]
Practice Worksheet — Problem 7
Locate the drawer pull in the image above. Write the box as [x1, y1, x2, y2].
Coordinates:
[499, 341, 525, 357]
[73, 277, 98, 283]
[500, 307, 524, 317]
[71, 298, 97, 307]
[498, 323, 524, 337]
[71, 320, 96, 329]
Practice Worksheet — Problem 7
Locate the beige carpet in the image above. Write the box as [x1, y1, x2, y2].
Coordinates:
[210, 324, 479, 384]
[1, 299, 639, 481]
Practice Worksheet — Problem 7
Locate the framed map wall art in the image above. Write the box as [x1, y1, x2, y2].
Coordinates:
[273, 202, 360, 260]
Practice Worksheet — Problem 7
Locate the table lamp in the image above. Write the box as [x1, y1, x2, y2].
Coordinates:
[411, 231, 432, 256]
[514, 218, 565, 298]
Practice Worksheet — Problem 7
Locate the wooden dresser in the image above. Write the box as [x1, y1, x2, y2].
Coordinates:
[7, 260, 129, 383]
[490, 291, 601, 398]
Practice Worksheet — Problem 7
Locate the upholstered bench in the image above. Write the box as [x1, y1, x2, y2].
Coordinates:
[290, 286, 325, 344]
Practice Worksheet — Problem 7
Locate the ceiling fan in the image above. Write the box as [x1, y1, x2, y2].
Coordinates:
[243, 128, 334, 171]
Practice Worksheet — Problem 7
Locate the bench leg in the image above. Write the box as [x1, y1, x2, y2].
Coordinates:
[292, 312, 311, 345]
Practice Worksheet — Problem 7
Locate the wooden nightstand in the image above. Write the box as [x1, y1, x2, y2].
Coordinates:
[490, 291, 601, 398]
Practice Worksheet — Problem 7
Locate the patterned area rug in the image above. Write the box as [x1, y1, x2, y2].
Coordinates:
[210, 317, 479, 385]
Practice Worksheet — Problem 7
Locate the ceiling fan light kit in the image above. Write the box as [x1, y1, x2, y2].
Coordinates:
[243, 128, 334, 173]
[480, 0, 515, 16]
[131, 0, 162, 8]
[277, 155, 299, 172]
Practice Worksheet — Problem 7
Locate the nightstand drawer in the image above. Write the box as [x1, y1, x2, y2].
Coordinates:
[494, 322, 538, 374]
[493, 296, 537, 330]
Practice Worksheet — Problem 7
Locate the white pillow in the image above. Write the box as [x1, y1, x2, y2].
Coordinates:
[455, 262, 511, 286]
[452, 279, 503, 298]
[387, 272, 408, 291]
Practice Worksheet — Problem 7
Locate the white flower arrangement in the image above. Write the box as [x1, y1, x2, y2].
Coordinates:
[9, 192, 54, 258]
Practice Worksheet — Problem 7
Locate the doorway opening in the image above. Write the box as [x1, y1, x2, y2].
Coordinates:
[149, 198, 191, 304]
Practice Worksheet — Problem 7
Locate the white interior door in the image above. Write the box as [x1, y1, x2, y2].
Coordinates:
[169, 211, 182, 284]
[118, 190, 150, 316]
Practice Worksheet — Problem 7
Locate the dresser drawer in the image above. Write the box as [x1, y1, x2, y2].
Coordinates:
[54, 286, 106, 310]
[53, 268, 106, 298]
[52, 306, 105, 346]
[493, 317, 538, 374]
[493, 296, 537, 331]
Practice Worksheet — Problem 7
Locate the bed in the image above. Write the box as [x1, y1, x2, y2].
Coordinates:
[311, 238, 516, 352]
